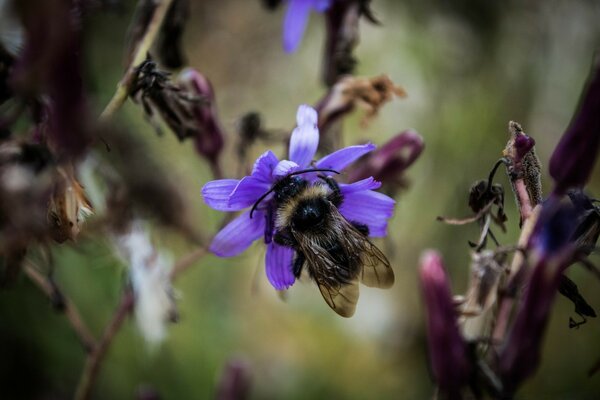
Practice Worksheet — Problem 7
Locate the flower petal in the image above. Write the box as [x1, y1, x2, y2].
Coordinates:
[228, 176, 271, 209]
[210, 210, 265, 257]
[273, 160, 300, 177]
[313, 0, 333, 12]
[202, 179, 240, 211]
[338, 177, 381, 194]
[252, 150, 279, 183]
[339, 189, 395, 237]
[265, 242, 296, 290]
[316, 143, 376, 172]
[289, 105, 319, 167]
[283, 0, 312, 53]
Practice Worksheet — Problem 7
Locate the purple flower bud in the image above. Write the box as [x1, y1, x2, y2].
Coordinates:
[178, 68, 225, 169]
[549, 55, 600, 194]
[322, 0, 360, 86]
[347, 130, 424, 193]
[499, 199, 577, 395]
[419, 251, 471, 397]
[215, 359, 251, 400]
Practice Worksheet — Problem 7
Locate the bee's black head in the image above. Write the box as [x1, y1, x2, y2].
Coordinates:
[292, 197, 328, 231]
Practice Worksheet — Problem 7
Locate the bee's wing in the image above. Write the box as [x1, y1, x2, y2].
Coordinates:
[333, 210, 395, 289]
[317, 278, 359, 318]
[297, 235, 360, 318]
[357, 235, 395, 289]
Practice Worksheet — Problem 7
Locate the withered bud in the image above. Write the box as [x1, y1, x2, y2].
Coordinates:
[503, 121, 542, 225]
[347, 129, 424, 194]
[549, 55, 600, 195]
[130, 60, 201, 141]
[216, 359, 252, 400]
[315, 74, 406, 135]
[236, 112, 270, 159]
[47, 165, 93, 243]
[156, 0, 189, 69]
[420, 251, 471, 397]
[177, 68, 225, 167]
[557, 274, 596, 329]
[567, 189, 600, 256]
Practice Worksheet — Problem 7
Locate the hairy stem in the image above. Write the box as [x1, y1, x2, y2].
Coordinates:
[99, 0, 175, 121]
[23, 262, 97, 353]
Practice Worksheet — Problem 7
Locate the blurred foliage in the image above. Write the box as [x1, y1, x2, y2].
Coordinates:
[2, 0, 600, 399]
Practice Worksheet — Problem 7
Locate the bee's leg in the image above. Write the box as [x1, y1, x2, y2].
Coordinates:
[274, 228, 297, 247]
[319, 175, 343, 207]
[351, 221, 370, 236]
[293, 252, 305, 278]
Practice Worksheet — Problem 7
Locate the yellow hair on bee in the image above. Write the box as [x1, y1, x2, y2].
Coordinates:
[275, 184, 329, 229]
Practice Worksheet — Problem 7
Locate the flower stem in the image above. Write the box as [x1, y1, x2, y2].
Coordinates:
[74, 289, 134, 400]
[99, 0, 175, 121]
[23, 262, 97, 353]
[170, 246, 208, 280]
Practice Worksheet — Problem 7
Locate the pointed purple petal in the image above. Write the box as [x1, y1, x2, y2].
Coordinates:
[289, 105, 319, 167]
[228, 176, 271, 209]
[316, 143, 376, 172]
[339, 189, 395, 237]
[283, 0, 312, 53]
[210, 210, 265, 257]
[273, 160, 300, 177]
[202, 179, 241, 211]
[251, 150, 279, 183]
[265, 242, 296, 290]
[313, 0, 332, 12]
[339, 177, 381, 194]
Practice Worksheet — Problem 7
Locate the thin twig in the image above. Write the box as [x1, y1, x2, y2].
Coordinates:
[170, 246, 208, 280]
[99, 0, 175, 121]
[74, 289, 134, 400]
[23, 262, 97, 353]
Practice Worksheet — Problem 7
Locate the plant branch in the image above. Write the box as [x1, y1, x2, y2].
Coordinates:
[23, 262, 97, 353]
[74, 289, 134, 400]
[170, 245, 207, 280]
[99, 0, 175, 121]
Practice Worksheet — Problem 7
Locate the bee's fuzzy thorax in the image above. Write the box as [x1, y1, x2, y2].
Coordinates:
[276, 183, 330, 229]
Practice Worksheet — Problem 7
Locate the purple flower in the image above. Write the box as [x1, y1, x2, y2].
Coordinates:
[549, 55, 600, 195]
[202, 105, 394, 290]
[419, 251, 471, 397]
[283, 0, 333, 53]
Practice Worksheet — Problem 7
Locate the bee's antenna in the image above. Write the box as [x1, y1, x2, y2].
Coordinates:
[250, 187, 277, 219]
[249, 168, 341, 218]
[288, 168, 340, 177]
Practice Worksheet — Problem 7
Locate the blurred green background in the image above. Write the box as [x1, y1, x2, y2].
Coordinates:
[2, 0, 600, 398]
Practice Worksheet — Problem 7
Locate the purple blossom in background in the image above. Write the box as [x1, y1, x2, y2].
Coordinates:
[283, 0, 333, 53]
[419, 250, 471, 397]
[549, 55, 600, 195]
[202, 105, 394, 290]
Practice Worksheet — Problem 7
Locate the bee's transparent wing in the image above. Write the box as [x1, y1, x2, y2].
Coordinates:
[357, 237, 395, 289]
[317, 279, 359, 318]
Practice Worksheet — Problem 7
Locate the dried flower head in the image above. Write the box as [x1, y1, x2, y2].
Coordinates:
[315, 74, 406, 134]
[130, 60, 201, 141]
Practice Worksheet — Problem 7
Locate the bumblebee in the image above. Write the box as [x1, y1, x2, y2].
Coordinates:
[251, 169, 394, 317]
